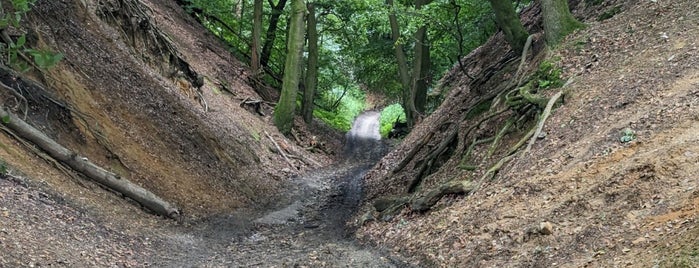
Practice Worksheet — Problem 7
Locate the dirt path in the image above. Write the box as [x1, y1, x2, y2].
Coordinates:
[0, 112, 407, 267]
[0, 160, 404, 267]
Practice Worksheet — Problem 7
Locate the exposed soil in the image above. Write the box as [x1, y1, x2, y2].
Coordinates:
[0, 0, 697, 267]
[0, 0, 399, 266]
[358, 0, 699, 267]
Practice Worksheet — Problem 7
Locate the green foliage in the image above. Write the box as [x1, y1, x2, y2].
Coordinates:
[379, 103, 406, 137]
[0, 0, 62, 71]
[1, 115, 9, 124]
[27, 49, 63, 69]
[0, 160, 6, 176]
[619, 128, 636, 143]
[184, 0, 499, 125]
[534, 60, 564, 89]
[314, 86, 366, 132]
[597, 5, 622, 21]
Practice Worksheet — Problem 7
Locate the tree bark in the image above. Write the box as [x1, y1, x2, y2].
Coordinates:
[302, 2, 318, 124]
[274, 0, 306, 134]
[411, 0, 430, 115]
[488, 0, 529, 53]
[541, 0, 584, 46]
[0, 108, 180, 218]
[386, 0, 416, 128]
[251, 0, 263, 74]
[261, 0, 289, 70]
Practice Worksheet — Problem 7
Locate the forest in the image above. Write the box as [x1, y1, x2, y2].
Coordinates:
[0, 0, 697, 266]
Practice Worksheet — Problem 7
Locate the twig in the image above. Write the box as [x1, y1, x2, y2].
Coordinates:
[264, 130, 294, 169]
[0, 80, 28, 119]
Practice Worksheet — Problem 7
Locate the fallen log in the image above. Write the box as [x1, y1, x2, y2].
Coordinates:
[0, 108, 180, 218]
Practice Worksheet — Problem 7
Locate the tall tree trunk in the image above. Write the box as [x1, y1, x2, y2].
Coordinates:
[411, 0, 432, 116]
[238, 0, 245, 38]
[541, 0, 584, 46]
[261, 0, 289, 70]
[274, 0, 306, 134]
[302, 2, 318, 124]
[488, 0, 529, 53]
[251, 0, 263, 74]
[386, 0, 416, 128]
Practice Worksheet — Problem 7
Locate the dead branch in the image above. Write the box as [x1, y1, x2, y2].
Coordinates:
[0, 108, 180, 218]
[264, 130, 294, 169]
[0, 80, 28, 119]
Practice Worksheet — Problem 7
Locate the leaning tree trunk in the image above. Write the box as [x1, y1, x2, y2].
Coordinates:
[302, 2, 318, 124]
[541, 0, 584, 46]
[387, 0, 416, 128]
[274, 0, 306, 134]
[260, 0, 289, 69]
[0, 108, 180, 218]
[489, 0, 529, 53]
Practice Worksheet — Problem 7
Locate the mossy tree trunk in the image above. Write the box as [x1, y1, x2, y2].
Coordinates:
[541, 0, 584, 46]
[386, 0, 415, 127]
[302, 2, 318, 124]
[488, 0, 529, 53]
[250, 0, 263, 74]
[274, 0, 306, 134]
[411, 0, 432, 117]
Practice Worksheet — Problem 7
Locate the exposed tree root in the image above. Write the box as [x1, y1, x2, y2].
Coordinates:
[524, 90, 564, 154]
[410, 179, 474, 212]
[459, 136, 494, 170]
[371, 179, 474, 220]
[487, 118, 514, 158]
[372, 33, 570, 215]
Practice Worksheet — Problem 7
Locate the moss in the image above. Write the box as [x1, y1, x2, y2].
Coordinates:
[534, 60, 564, 89]
[465, 99, 493, 120]
[585, 0, 604, 6]
[597, 5, 622, 21]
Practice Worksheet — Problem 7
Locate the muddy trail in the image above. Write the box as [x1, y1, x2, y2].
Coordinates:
[0, 112, 403, 267]
[145, 111, 402, 267]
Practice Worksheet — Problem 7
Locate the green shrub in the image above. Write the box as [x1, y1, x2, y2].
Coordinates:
[379, 104, 406, 137]
[534, 60, 564, 89]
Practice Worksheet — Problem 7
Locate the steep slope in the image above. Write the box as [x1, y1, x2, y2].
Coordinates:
[0, 0, 329, 220]
[358, 0, 699, 266]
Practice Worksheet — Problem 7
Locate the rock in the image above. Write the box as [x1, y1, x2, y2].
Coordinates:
[631, 237, 646, 245]
[539, 222, 554, 235]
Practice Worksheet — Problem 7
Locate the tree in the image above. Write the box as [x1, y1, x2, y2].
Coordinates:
[411, 0, 432, 117]
[274, 0, 306, 134]
[251, 0, 263, 74]
[261, 0, 290, 70]
[541, 0, 584, 46]
[386, 0, 434, 128]
[386, 0, 414, 126]
[302, 2, 318, 123]
[488, 0, 528, 53]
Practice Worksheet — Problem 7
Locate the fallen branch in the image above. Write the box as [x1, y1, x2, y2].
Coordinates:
[264, 130, 295, 169]
[0, 81, 28, 119]
[0, 108, 180, 218]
